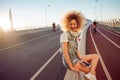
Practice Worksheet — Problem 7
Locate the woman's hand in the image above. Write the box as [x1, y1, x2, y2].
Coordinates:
[70, 66, 80, 73]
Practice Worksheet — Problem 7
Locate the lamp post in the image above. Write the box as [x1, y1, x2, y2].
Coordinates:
[100, 4, 102, 21]
[95, 0, 102, 21]
[45, 5, 50, 28]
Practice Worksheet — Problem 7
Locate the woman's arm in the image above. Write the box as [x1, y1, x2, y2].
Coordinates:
[76, 50, 82, 59]
[62, 42, 73, 68]
[62, 42, 80, 72]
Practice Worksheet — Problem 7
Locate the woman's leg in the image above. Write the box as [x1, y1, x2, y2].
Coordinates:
[81, 54, 99, 75]
[74, 61, 90, 73]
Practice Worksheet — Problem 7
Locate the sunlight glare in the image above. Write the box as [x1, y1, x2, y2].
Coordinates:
[0, 16, 10, 32]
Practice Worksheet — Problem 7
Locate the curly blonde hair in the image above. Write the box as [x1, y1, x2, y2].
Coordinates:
[61, 10, 85, 32]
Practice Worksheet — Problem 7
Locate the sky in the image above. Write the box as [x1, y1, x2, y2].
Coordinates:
[0, 0, 120, 31]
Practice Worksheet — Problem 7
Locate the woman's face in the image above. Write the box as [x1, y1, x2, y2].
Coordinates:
[68, 19, 77, 32]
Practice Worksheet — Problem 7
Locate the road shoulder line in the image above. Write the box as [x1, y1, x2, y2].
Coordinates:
[30, 49, 60, 80]
[90, 27, 112, 80]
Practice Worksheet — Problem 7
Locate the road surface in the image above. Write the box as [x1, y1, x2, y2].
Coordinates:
[0, 29, 66, 80]
[86, 24, 120, 80]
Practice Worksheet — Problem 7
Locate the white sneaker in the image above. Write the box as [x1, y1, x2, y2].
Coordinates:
[85, 73, 97, 80]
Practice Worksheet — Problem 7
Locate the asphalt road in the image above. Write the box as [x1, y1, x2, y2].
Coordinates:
[86, 24, 120, 80]
[0, 29, 66, 80]
[0, 24, 120, 80]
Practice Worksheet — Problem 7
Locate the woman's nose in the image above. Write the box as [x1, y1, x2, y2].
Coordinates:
[72, 25, 76, 28]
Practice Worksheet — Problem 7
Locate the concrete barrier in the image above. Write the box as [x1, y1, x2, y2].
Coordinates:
[64, 69, 80, 80]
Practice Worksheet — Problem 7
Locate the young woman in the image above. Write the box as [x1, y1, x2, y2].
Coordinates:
[60, 10, 99, 80]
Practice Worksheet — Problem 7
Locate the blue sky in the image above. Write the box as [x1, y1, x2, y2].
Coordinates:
[0, 0, 120, 31]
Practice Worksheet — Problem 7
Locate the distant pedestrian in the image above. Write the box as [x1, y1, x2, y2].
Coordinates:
[93, 21, 97, 33]
[52, 22, 56, 32]
[60, 10, 99, 80]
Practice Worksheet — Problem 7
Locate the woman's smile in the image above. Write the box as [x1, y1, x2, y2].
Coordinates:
[68, 19, 77, 32]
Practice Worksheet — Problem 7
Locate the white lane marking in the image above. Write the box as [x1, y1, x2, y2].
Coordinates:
[97, 28, 120, 49]
[90, 28, 112, 80]
[100, 27, 120, 37]
[0, 32, 53, 51]
[29, 49, 60, 80]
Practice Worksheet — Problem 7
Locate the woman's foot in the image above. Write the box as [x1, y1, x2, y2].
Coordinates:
[85, 72, 97, 80]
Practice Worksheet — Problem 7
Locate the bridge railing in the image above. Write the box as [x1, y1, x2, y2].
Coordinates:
[97, 18, 120, 33]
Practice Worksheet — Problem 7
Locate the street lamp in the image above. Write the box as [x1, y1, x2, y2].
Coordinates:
[95, 0, 102, 21]
[45, 5, 50, 28]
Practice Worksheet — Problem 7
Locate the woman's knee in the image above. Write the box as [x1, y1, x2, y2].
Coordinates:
[95, 54, 99, 60]
[92, 54, 99, 59]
